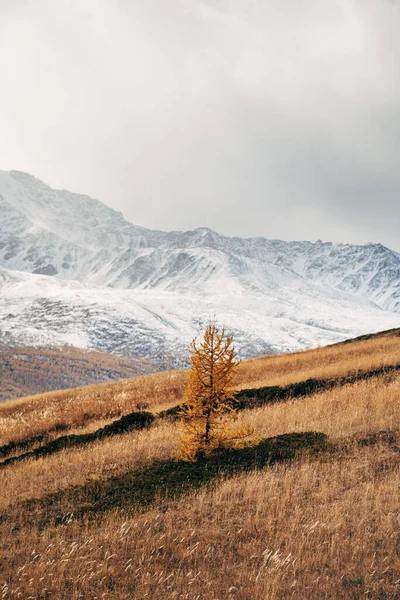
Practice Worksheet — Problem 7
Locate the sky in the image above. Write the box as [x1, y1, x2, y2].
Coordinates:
[1, 0, 400, 251]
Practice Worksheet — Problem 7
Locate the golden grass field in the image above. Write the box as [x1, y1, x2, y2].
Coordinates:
[0, 329, 399, 599]
[1, 330, 399, 446]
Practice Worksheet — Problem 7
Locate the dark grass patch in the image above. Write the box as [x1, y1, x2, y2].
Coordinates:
[355, 429, 400, 451]
[5, 432, 329, 529]
[233, 363, 400, 410]
[0, 434, 48, 459]
[2, 363, 400, 469]
[3, 428, 399, 532]
[159, 363, 400, 419]
[0, 411, 154, 469]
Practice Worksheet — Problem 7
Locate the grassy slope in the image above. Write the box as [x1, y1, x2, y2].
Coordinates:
[0, 344, 158, 403]
[1, 329, 399, 446]
[0, 328, 400, 599]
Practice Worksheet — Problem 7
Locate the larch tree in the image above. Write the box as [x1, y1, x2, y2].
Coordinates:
[177, 322, 252, 461]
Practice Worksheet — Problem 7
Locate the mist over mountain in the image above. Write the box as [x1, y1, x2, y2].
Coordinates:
[0, 169, 398, 362]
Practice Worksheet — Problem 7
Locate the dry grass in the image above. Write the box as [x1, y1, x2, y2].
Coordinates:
[1, 330, 400, 599]
[241, 371, 400, 441]
[0, 370, 187, 446]
[236, 332, 400, 389]
[0, 421, 176, 512]
[1, 366, 399, 524]
[1, 444, 399, 599]
[1, 331, 399, 447]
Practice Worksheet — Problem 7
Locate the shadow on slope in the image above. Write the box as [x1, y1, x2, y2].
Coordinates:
[2, 362, 399, 467]
[161, 363, 400, 418]
[7, 432, 328, 528]
[0, 411, 154, 468]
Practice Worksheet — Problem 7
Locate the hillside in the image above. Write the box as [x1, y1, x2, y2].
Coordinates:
[0, 169, 399, 359]
[0, 345, 158, 403]
[1, 329, 400, 599]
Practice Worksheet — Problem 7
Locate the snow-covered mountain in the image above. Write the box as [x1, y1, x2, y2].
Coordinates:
[0, 169, 399, 362]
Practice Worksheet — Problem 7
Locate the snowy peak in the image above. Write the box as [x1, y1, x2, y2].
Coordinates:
[0, 169, 399, 361]
[0, 169, 399, 314]
[0, 169, 146, 250]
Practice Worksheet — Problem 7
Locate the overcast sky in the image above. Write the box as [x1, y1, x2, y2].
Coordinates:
[1, 0, 400, 250]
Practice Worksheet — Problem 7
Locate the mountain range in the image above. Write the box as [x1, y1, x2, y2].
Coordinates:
[0, 169, 399, 364]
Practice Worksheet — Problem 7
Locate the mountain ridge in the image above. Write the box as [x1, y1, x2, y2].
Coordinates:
[0, 169, 399, 311]
[0, 169, 399, 360]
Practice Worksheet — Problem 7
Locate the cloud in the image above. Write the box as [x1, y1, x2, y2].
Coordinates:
[0, 0, 399, 250]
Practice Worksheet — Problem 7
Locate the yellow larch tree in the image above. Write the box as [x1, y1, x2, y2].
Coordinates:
[177, 322, 252, 461]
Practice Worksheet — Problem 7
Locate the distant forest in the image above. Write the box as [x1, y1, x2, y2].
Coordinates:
[0, 345, 157, 403]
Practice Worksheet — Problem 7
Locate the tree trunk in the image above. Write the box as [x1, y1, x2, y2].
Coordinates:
[205, 412, 210, 445]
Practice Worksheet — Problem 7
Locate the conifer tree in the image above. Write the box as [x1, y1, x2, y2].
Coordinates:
[177, 322, 252, 461]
